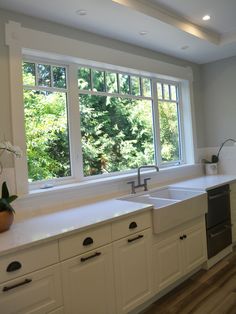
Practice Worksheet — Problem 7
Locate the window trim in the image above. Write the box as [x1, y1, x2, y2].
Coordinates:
[5, 21, 196, 195]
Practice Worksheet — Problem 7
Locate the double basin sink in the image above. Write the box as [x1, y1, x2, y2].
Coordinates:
[121, 187, 207, 234]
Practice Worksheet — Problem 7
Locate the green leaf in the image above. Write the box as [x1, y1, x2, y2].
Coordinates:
[0, 198, 15, 213]
[7, 195, 18, 203]
[2, 182, 9, 199]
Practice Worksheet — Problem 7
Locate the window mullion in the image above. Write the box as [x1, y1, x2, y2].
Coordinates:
[67, 64, 84, 180]
[176, 83, 185, 164]
[152, 80, 162, 166]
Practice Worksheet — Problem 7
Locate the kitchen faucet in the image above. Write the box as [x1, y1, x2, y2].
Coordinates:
[127, 165, 159, 194]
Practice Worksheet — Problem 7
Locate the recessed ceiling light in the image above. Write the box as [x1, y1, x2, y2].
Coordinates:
[202, 15, 211, 21]
[76, 10, 87, 16]
[139, 31, 148, 36]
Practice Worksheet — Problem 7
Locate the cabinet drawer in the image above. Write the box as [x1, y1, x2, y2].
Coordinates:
[59, 224, 112, 260]
[0, 264, 62, 314]
[112, 211, 151, 241]
[0, 241, 59, 283]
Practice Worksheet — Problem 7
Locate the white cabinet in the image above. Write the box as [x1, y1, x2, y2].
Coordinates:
[0, 264, 63, 314]
[153, 218, 207, 292]
[230, 183, 236, 243]
[183, 222, 207, 273]
[113, 228, 153, 314]
[61, 244, 116, 314]
[153, 233, 183, 291]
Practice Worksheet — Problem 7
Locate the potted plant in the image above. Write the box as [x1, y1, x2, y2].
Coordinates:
[0, 181, 17, 233]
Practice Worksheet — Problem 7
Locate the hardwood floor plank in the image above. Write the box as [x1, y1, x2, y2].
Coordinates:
[143, 252, 236, 314]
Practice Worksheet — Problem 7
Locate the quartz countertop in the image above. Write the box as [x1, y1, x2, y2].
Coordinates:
[170, 175, 236, 191]
[2, 174, 236, 257]
[0, 199, 152, 257]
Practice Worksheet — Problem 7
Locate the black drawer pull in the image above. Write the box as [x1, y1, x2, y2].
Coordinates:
[129, 221, 137, 229]
[179, 236, 184, 240]
[3, 278, 32, 292]
[209, 229, 227, 238]
[224, 223, 233, 229]
[81, 252, 101, 262]
[208, 191, 230, 200]
[128, 235, 144, 243]
[183, 234, 187, 239]
[6, 261, 22, 272]
[83, 237, 94, 246]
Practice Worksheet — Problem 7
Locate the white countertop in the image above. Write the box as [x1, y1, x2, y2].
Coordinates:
[1, 174, 236, 257]
[0, 199, 152, 257]
[171, 175, 236, 191]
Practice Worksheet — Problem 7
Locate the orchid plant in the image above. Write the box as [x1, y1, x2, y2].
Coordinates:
[0, 141, 22, 175]
[0, 181, 17, 213]
[0, 141, 22, 158]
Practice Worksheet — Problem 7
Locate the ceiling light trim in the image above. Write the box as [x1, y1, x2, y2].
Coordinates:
[112, 0, 220, 45]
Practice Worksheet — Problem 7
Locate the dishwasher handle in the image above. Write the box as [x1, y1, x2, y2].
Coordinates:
[208, 190, 230, 200]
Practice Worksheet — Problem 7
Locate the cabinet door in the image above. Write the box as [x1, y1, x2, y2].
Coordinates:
[61, 244, 116, 314]
[113, 228, 153, 314]
[0, 264, 62, 314]
[153, 233, 183, 292]
[183, 222, 207, 274]
[230, 183, 236, 243]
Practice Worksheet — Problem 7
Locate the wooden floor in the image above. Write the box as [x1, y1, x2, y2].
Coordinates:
[143, 252, 236, 314]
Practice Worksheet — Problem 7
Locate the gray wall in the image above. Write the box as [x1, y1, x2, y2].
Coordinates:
[0, 8, 205, 170]
[201, 56, 236, 147]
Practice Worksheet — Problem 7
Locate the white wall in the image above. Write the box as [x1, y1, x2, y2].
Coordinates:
[201, 56, 236, 147]
[0, 8, 205, 214]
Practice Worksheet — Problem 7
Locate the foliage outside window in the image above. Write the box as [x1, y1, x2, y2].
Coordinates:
[22, 62, 71, 182]
[22, 60, 183, 183]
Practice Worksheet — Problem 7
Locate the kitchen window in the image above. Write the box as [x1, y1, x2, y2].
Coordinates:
[22, 61, 71, 182]
[22, 60, 184, 185]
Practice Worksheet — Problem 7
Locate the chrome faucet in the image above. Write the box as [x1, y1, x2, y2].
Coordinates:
[127, 165, 159, 194]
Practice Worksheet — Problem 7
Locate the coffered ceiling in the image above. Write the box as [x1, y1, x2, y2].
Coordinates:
[1, 0, 236, 64]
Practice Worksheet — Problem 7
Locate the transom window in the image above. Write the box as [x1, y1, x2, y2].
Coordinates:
[22, 60, 184, 184]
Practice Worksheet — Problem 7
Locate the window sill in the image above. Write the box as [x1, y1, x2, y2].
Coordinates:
[24, 163, 199, 199]
[14, 163, 202, 221]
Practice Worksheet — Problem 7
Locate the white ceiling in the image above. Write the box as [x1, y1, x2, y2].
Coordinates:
[1, 0, 236, 64]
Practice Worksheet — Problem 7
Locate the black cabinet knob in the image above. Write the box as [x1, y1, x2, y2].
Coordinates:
[6, 261, 22, 272]
[83, 237, 94, 246]
[129, 221, 137, 229]
[179, 236, 184, 240]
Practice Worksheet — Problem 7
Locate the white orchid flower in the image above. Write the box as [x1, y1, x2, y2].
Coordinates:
[0, 141, 22, 158]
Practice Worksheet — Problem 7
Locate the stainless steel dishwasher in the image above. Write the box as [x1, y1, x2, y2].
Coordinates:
[206, 184, 232, 258]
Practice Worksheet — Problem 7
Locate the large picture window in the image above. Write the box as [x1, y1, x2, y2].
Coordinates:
[22, 60, 184, 184]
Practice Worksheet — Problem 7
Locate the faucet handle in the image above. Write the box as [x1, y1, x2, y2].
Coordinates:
[127, 181, 136, 194]
[143, 178, 151, 191]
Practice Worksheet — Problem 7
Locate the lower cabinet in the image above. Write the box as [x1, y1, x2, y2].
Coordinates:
[153, 218, 207, 292]
[61, 244, 116, 314]
[153, 232, 183, 291]
[230, 183, 236, 243]
[0, 264, 62, 314]
[113, 228, 153, 314]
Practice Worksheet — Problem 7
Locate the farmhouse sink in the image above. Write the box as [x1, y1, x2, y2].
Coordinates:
[149, 187, 204, 201]
[122, 194, 178, 208]
[121, 186, 207, 234]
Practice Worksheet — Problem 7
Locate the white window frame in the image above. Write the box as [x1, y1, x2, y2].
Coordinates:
[23, 60, 185, 186]
[5, 21, 196, 195]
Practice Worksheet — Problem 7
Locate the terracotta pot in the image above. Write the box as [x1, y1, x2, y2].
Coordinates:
[0, 211, 14, 233]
